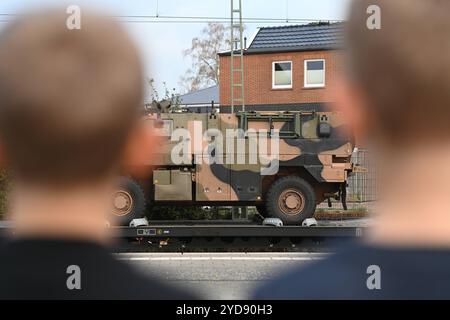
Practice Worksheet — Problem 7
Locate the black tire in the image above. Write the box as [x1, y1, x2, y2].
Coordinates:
[111, 177, 146, 226]
[265, 176, 316, 225]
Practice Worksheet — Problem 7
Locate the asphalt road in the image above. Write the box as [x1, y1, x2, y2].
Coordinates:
[117, 252, 327, 299]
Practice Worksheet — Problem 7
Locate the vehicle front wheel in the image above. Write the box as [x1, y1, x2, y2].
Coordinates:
[111, 177, 146, 226]
[265, 176, 316, 225]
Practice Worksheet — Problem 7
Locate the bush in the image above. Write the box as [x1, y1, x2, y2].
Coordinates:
[147, 206, 233, 220]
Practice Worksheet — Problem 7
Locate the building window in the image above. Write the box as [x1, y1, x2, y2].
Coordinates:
[272, 61, 292, 89]
[304, 59, 325, 88]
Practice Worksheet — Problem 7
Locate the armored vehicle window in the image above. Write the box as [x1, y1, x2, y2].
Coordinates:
[304, 59, 325, 88]
[272, 61, 292, 89]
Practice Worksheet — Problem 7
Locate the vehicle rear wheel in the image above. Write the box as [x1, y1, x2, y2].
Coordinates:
[265, 176, 316, 225]
[111, 177, 146, 226]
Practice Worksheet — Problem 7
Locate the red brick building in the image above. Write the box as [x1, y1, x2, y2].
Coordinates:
[218, 23, 343, 112]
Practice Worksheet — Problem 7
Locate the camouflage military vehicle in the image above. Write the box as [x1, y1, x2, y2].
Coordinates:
[111, 106, 355, 225]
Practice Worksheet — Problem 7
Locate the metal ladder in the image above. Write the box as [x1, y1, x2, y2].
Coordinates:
[230, 0, 245, 114]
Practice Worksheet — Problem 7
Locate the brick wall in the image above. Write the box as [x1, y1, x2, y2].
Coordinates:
[219, 49, 343, 109]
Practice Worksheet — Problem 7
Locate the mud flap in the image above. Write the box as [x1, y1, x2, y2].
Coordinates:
[341, 182, 348, 210]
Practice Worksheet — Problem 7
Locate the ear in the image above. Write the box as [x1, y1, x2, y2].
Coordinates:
[335, 77, 370, 147]
[121, 119, 159, 178]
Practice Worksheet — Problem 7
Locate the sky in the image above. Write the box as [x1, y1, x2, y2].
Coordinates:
[0, 0, 351, 101]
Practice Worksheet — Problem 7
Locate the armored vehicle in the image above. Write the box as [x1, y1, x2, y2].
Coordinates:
[112, 107, 355, 225]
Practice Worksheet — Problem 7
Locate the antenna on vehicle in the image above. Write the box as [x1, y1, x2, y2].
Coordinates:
[286, 0, 289, 22]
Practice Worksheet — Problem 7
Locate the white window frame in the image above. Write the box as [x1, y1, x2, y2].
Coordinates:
[304, 59, 326, 88]
[272, 61, 293, 89]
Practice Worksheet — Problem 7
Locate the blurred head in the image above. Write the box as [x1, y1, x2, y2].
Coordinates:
[0, 10, 146, 188]
[342, 0, 450, 152]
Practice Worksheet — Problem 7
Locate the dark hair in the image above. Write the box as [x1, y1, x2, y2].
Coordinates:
[0, 10, 143, 185]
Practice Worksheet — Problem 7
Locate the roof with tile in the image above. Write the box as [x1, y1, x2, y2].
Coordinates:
[219, 22, 344, 56]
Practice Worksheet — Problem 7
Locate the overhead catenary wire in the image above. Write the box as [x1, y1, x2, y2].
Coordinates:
[0, 13, 343, 24]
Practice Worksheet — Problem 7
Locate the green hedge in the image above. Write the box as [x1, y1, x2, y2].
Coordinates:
[148, 206, 233, 220]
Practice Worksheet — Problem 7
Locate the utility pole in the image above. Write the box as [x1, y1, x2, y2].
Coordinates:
[230, 0, 247, 221]
[230, 0, 245, 114]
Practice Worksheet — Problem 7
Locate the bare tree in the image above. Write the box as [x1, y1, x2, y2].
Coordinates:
[146, 78, 181, 109]
[180, 23, 233, 92]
